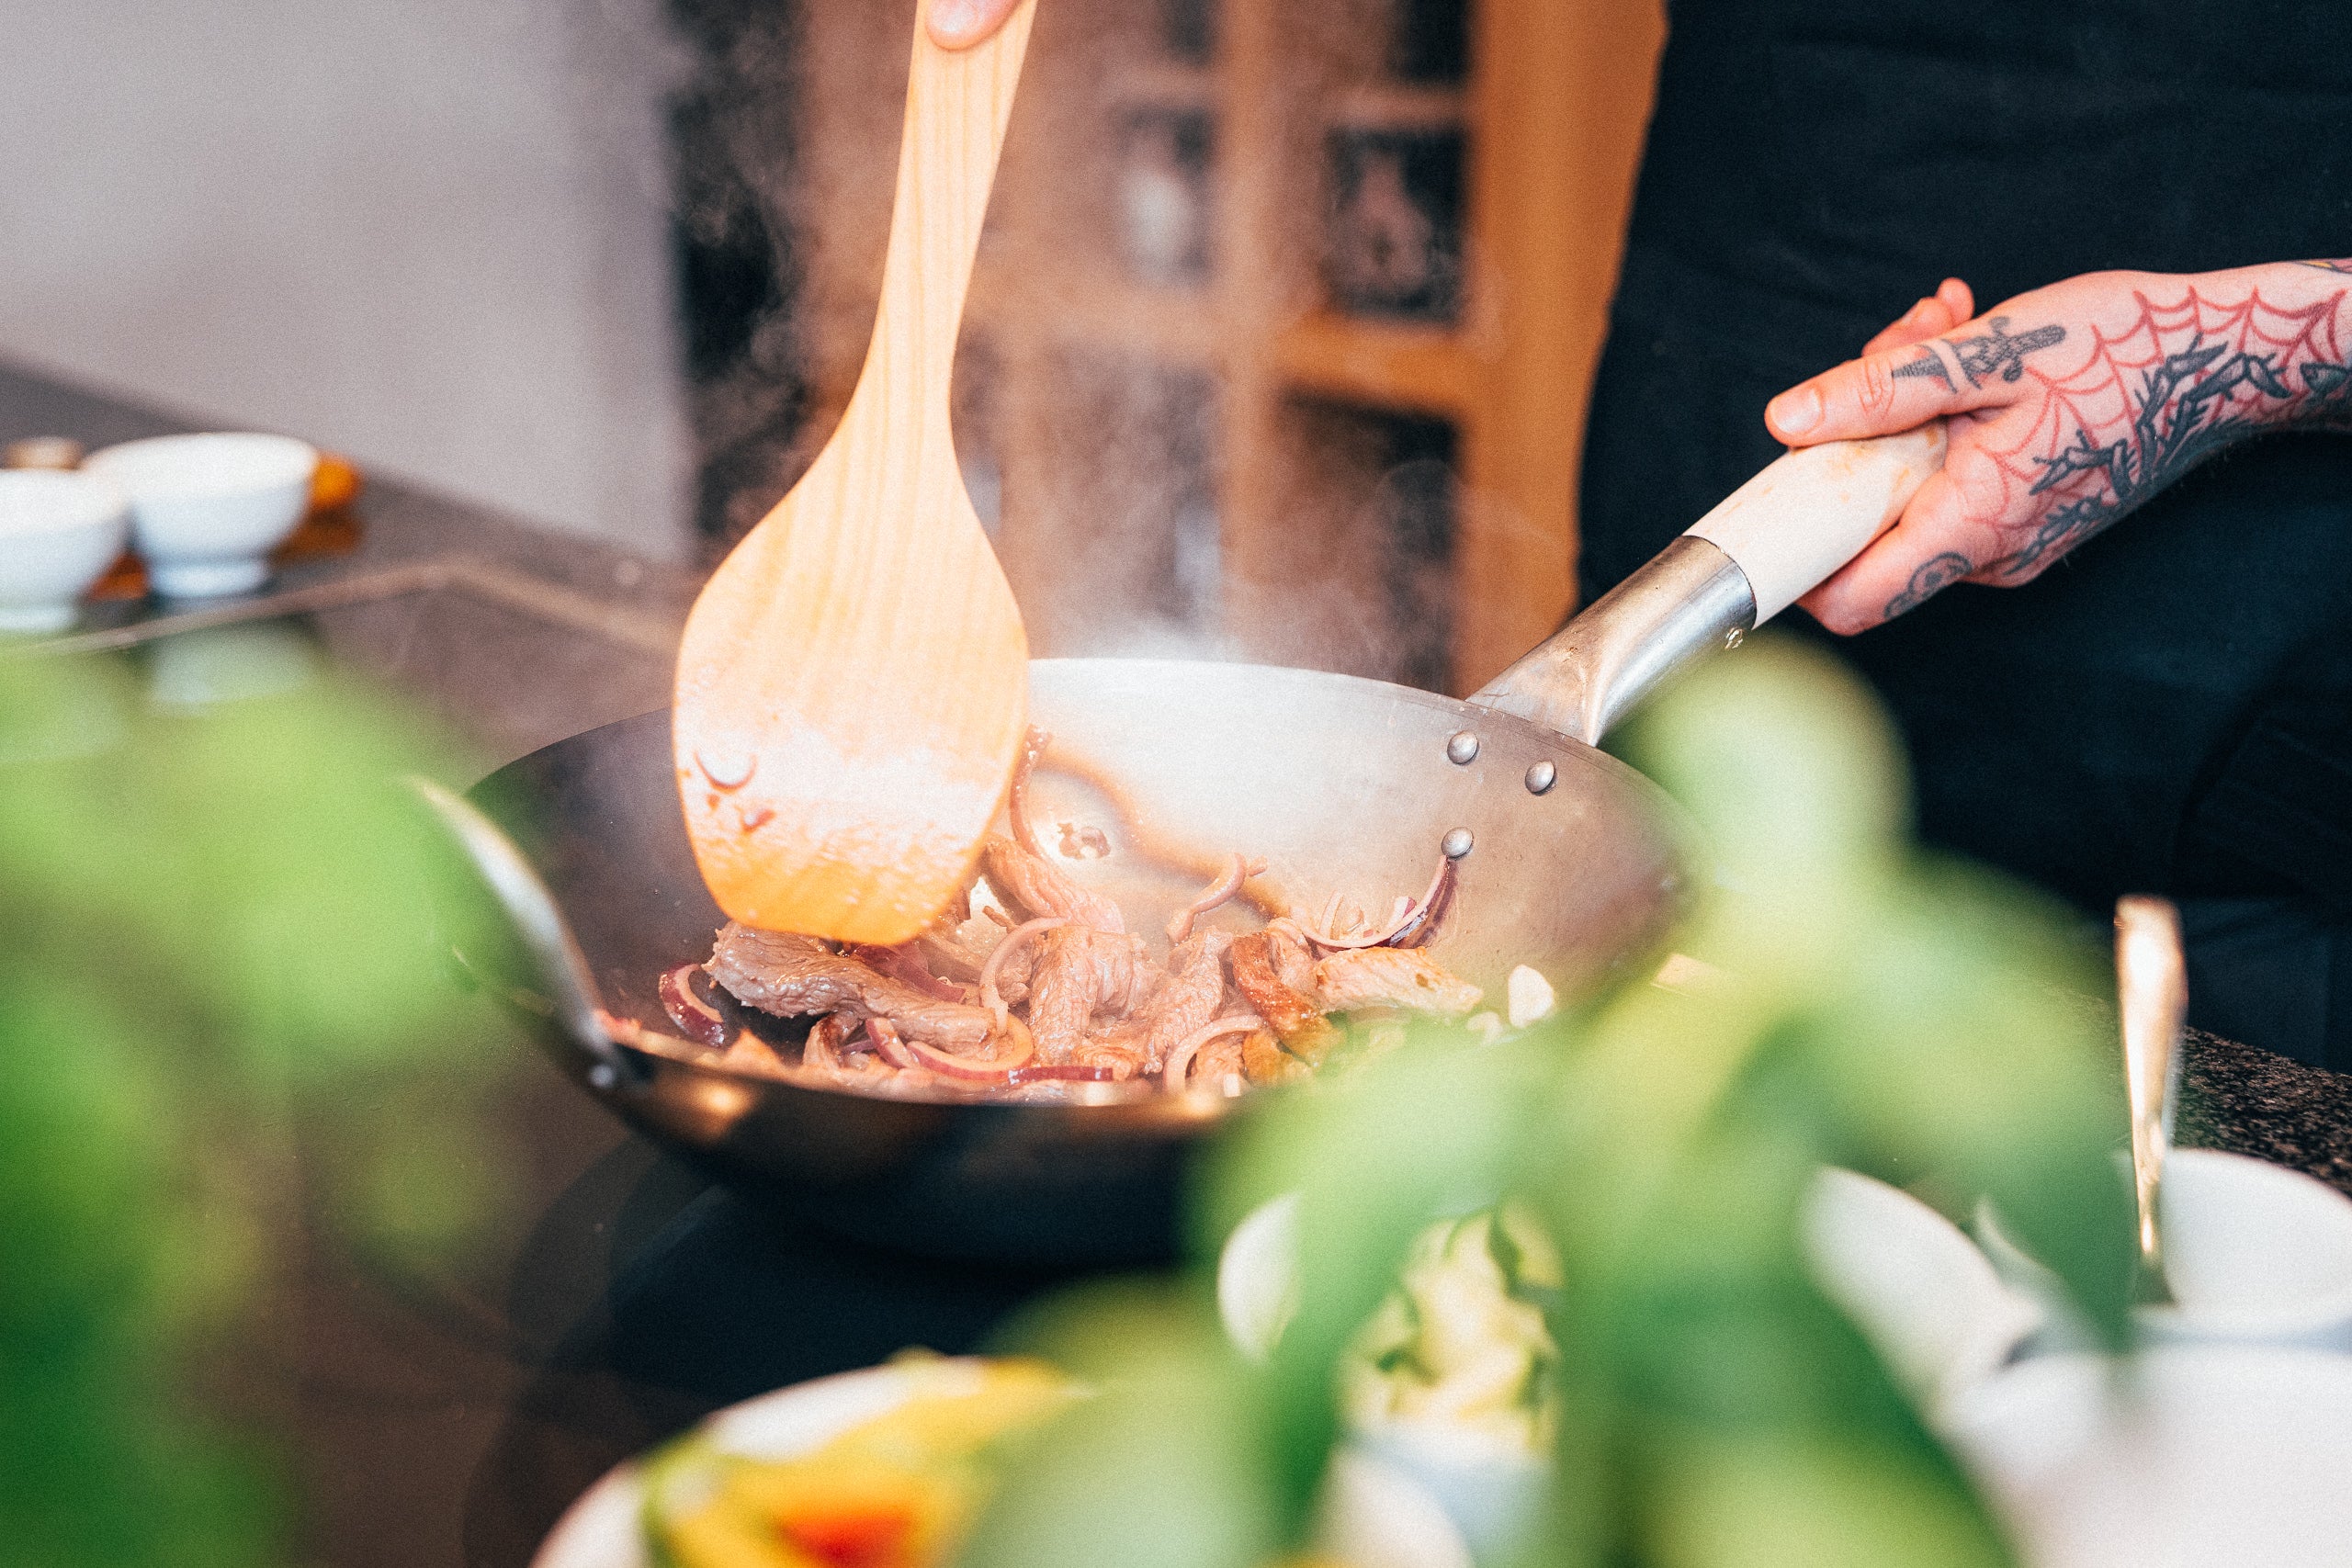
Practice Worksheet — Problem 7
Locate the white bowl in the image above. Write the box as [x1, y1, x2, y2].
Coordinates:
[1800, 1167, 2042, 1409]
[533, 1356, 1476, 1568]
[1979, 1149, 2352, 1355]
[0, 469, 130, 633]
[84, 433, 316, 598]
[1941, 1346, 2352, 1568]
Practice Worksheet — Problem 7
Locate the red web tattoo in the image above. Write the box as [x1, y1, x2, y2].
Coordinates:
[1980, 286, 2352, 578]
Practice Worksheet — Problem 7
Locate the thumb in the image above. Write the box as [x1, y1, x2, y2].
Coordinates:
[929, 0, 1023, 49]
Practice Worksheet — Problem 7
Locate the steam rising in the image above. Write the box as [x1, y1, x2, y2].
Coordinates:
[663, 0, 1472, 692]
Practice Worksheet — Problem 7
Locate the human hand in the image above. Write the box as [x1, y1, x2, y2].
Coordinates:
[928, 0, 1023, 50]
[1766, 262, 2352, 631]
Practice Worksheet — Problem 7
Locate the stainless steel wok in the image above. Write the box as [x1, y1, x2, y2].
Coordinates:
[432, 430, 1944, 1264]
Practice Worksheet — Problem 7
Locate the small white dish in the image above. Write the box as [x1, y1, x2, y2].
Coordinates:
[533, 1354, 1476, 1568]
[83, 432, 316, 599]
[0, 468, 130, 633]
[1979, 1149, 2352, 1355]
[1941, 1346, 2352, 1568]
[1799, 1167, 2042, 1409]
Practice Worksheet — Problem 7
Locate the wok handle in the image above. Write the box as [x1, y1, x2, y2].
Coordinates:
[1470, 423, 1946, 744]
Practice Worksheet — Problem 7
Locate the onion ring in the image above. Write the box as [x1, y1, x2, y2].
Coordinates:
[1006, 1063, 1115, 1086]
[979, 915, 1068, 1028]
[659, 964, 728, 1047]
[1166, 853, 1266, 944]
[900, 1016, 1038, 1082]
[1008, 727, 1051, 859]
[1162, 1013, 1266, 1092]
[866, 1018, 924, 1073]
[1292, 853, 1457, 951]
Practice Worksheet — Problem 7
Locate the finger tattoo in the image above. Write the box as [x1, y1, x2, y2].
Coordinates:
[1883, 551, 1973, 617]
[1944, 316, 2067, 387]
[1892, 347, 1956, 391]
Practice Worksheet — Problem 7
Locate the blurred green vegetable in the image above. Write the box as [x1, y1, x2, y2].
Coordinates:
[967, 636, 2132, 1568]
[0, 645, 504, 1567]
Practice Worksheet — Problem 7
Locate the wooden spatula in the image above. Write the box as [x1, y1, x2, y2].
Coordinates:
[673, 0, 1038, 946]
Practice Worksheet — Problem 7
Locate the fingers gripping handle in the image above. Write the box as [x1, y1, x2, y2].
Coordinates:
[1685, 423, 1947, 622]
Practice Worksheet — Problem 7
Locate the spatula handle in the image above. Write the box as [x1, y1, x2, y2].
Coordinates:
[865, 0, 1038, 405]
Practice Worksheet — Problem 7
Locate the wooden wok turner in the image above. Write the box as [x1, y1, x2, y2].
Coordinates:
[673, 0, 1038, 945]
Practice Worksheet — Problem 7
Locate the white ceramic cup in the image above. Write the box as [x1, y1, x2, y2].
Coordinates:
[1800, 1167, 2043, 1410]
[1941, 1345, 2352, 1568]
[0, 468, 130, 633]
[83, 433, 316, 598]
[1980, 1148, 2352, 1355]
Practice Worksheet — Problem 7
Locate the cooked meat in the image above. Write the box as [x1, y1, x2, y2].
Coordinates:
[913, 928, 988, 985]
[707, 923, 995, 1051]
[1312, 947, 1484, 1020]
[1071, 1036, 1146, 1079]
[1116, 931, 1232, 1071]
[979, 834, 1125, 934]
[1265, 921, 1318, 994]
[1194, 1029, 1248, 1086]
[1023, 924, 1147, 1065]
[1240, 1028, 1308, 1086]
[1230, 930, 1343, 1064]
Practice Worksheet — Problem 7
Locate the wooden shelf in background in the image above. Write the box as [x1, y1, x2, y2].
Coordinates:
[1326, 83, 1467, 131]
[1109, 61, 1217, 111]
[1274, 312, 1476, 417]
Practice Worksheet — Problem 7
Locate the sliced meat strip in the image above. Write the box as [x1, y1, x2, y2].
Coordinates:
[913, 927, 989, 985]
[979, 833, 1125, 934]
[1264, 920, 1319, 994]
[1121, 931, 1233, 1072]
[707, 923, 995, 1051]
[1024, 924, 1125, 1065]
[1240, 1028, 1308, 1086]
[1311, 947, 1484, 1020]
[1229, 930, 1343, 1065]
[1194, 1030, 1248, 1087]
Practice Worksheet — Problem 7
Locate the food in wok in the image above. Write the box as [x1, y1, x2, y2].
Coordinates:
[616, 732, 1528, 1099]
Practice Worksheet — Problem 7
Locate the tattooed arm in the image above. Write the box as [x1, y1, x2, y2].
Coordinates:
[1762, 263, 2352, 632]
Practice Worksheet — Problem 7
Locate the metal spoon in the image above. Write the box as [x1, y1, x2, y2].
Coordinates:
[2116, 895, 2187, 1304]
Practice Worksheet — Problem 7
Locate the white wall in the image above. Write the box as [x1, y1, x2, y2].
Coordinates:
[0, 0, 694, 557]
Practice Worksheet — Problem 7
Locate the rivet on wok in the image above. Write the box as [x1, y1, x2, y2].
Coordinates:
[1442, 827, 1475, 860]
[587, 1062, 618, 1091]
[1723, 626, 1745, 649]
[1525, 760, 1557, 795]
[1446, 730, 1480, 765]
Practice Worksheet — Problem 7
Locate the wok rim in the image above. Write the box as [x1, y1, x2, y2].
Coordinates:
[472, 656, 1699, 1122]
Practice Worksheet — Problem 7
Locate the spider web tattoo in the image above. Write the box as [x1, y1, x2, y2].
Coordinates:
[1983, 288, 2352, 578]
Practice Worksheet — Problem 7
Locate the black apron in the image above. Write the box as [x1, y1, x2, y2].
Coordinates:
[1578, 0, 2352, 1066]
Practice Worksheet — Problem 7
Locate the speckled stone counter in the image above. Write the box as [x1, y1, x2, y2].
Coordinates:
[2180, 1028, 2352, 1195]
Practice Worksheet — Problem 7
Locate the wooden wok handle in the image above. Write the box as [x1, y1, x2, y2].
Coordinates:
[1685, 422, 1946, 622]
[1473, 423, 1946, 743]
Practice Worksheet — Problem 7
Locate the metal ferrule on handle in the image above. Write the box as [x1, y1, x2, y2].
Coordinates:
[1472, 424, 1947, 745]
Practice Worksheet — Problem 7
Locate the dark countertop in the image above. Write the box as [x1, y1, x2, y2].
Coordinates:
[6, 358, 2350, 1567]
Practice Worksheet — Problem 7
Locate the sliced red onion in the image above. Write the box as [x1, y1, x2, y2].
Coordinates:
[899, 1017, 1037, 1082]
[979, 915, 1068, 1028]
[1292, 853, 1458, 951]
[1006, 1063, 1116, 1086]
[846, 942, 964, 1002]
[866, 1018, 923, 1073]
[1166, 853, 1266, 944]
[1162, 1013, 1266, 1092]
[659, 964, 729, 1047]
[1008, 727, 1051, 859]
